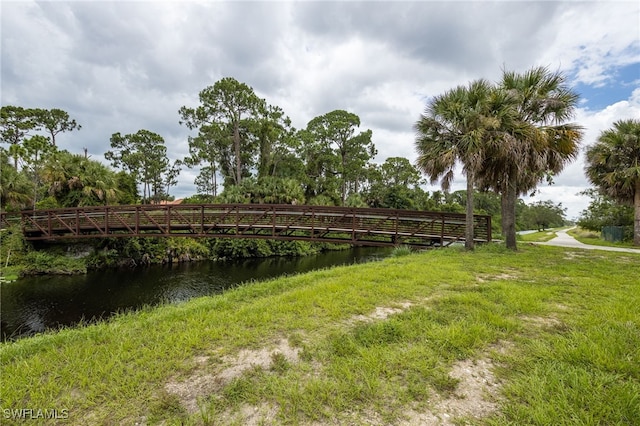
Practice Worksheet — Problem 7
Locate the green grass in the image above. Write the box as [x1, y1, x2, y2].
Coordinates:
[568, 226, 637, 248]
[390, 244, 413, 257]
[517, 229, 561, 242]
[0, 265, 20, 283]
[1, 245, 639, 425]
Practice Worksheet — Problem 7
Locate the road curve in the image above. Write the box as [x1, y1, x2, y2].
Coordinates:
[535, 227, 640, 254]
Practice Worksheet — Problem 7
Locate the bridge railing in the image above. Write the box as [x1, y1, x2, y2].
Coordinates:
[1, 204, 491, 247]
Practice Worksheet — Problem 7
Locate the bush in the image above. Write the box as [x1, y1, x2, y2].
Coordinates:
[181, 194, 216, 204]
[35, 196, 60, 210]
[208, 237, 324, 259]
[345, 194, 368, 208]
[307, 194, 338, 206]
[21, 251, 86, 275]
[209, 238, 274, 259]
[267, 239, 320, 256]
[0, 225, 28, 266]
[391, 245, 413, 257]
[167, 238, 210, 259]
[86, 249, 120, 269]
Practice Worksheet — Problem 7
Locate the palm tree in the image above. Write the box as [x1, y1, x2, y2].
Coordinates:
[0, 150, 32, 210]
[41, 151, 68, 196]
[79, 160, 119, 206]
[585, 119, 640, 245]
[43, 151, 120, 207]
[415, 79, 500, 250]
[479, 67, 583, 250]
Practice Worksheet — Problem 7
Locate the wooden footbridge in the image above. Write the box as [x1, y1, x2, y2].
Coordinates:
[1, 204, 491, 248]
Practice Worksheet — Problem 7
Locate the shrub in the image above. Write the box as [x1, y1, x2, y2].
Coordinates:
[391, 245, 413, 257]
[21, 251, 86, 275]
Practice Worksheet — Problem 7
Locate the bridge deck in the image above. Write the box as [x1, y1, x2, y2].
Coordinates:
[1, 204, 491, 248]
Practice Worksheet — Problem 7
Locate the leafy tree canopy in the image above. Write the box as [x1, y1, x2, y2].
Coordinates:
[106, 129, 179, 204]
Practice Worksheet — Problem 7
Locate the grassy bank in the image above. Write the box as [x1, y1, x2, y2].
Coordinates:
[1, 244, 639, 425]
[517, 229, 562, 242]
[568, 226, 637, 248]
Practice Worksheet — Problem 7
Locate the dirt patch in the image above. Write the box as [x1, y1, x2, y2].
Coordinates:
[164, 372, 219, 414]
[563, 251, 584, 260]
[306, 408, 385, 426]
[217, 338, 301, 381]
[193, 355, 210, 365]
[402, 345, 505, 425]
[217, 402, 279, 426]
[614, 255, 638, 264]
[521, 314, 565, 330]
[165, 339, 300, 414]
[477, 273, 518, 283]
[563, 251, 606, 260]
[350, 301, 414, 323]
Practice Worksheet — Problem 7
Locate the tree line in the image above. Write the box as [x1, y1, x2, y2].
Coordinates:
[2, 70, 638, 248]
[0, 104, 566, 230]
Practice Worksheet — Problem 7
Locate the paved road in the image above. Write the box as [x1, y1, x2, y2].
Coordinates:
[535, 227, 640, 254]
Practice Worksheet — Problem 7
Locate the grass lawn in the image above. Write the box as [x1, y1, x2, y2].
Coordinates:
[568, 227, 637, 249]
[1, 244, 639, 425]
[517, 229, 563, 242]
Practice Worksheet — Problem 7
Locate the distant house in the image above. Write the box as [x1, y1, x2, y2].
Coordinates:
[158, 198, 184, 205]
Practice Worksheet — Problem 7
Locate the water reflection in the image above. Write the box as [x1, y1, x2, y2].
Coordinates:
[1, 247, 390, 341]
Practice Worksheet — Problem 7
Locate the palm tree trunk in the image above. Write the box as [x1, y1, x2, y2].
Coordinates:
[634, 180, 640, 246]
[501, 181, 518, 250]
[465, 173, 475, 250]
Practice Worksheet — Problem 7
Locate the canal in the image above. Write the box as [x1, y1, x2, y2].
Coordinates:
[1, 247, 391, 341]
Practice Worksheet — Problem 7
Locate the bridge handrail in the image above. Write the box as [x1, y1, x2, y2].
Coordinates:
[3, 204, 482, 223]
[1, 203, 491, 247]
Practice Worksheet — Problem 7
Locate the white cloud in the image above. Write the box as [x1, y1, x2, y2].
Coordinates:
[526, 87, 640, 219]
[537, 2, 640, 86]
[1, 0, 638, 220]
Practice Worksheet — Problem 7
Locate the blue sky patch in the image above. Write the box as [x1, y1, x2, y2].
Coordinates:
[573, 62, 640, 110]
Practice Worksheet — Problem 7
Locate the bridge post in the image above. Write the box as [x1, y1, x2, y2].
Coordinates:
[200, 205, 204, 235]
[394, 210, 399, 245]
[351, 208, 356, 243]
[271, 205, 276, 237]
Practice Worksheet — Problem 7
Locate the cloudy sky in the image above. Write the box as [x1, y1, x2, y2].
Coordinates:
[2, 1, 639, 219]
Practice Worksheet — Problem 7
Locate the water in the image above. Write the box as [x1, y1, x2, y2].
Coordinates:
[0, 247, 391, 341]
